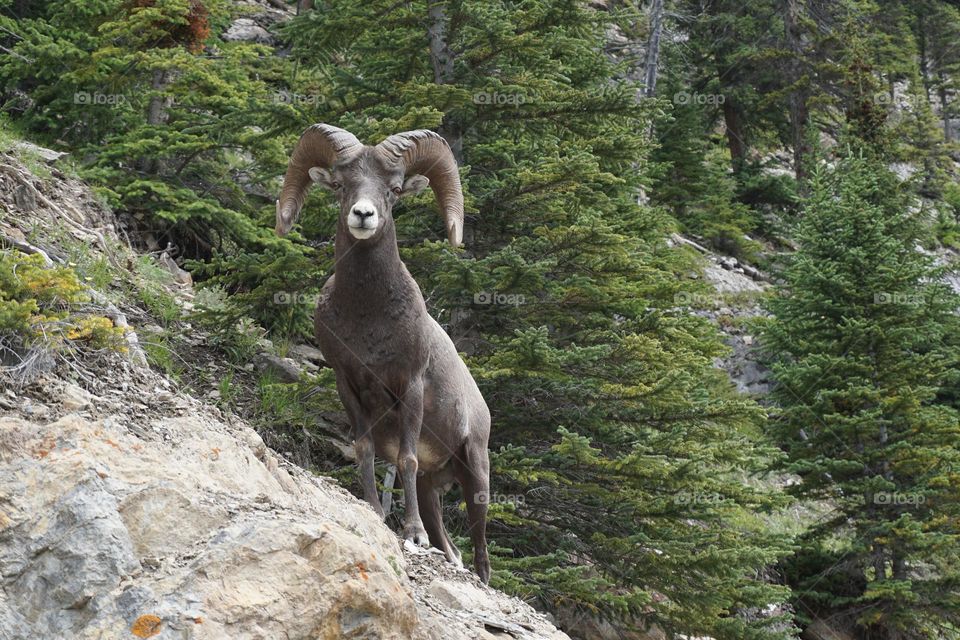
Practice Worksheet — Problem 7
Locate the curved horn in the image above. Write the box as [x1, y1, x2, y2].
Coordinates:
[376, 130, 464, 247]
[276, 123, 362, 236]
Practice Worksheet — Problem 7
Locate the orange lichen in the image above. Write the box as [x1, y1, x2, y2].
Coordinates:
[35, 437, 56, 459]
[210, 447, 220, 460]
[356, 562, 369, 581]
[131, 614, 163, 638]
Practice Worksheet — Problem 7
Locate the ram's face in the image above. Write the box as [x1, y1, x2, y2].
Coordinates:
[309, 150, 429, 242]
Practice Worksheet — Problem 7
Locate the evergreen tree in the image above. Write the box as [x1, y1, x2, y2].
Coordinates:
[0, 0, 322, 335]
[0, 0, 286, 254]
[762, 147, 960, 638]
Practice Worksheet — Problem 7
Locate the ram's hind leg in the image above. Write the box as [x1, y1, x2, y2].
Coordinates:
[418, 472, 463, 568]
[453, 442, 490, 584]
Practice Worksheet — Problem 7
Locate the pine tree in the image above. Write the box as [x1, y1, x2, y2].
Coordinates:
[762, 147, 960, 638]
[646, 0, 797, 251]
[0, 0, 289, 254]
[0, 0, 324, 335]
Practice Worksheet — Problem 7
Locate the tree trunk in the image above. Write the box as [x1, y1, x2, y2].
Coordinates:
[139, 69, 171, 174]
[722, 97, 747, 169]
[427, 0, 462, 162]
[892, 552, 907, 581]
[938, 71, 953, 142]
[917, 13, 931, 101]
[784, 0, 810, 186]
[643, 0, 664, 98]
[146, 69, 169, 128]
[380, 464, 396, 515]
[705, 3, 747, 172]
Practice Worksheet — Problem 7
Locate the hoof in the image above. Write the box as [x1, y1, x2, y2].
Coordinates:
[445, 550, 464, 570]
[404, 526, 430, 547]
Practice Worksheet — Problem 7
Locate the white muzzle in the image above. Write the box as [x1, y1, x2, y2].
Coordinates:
[347, 199, 379, 239]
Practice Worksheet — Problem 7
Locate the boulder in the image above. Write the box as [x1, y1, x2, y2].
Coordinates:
[253, 352, 302, 382]
[0, 414, 416, 639]
[0, 407, 569, 639]
[221, 18, 274, 44]
[61, 382, 95, 411]
[288, 343, 326, 365]
[15, 140, 68, 163]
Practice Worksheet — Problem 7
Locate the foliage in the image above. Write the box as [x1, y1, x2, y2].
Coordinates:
[762, 149, 960, 637]
[0, 0, 290, 256]
[0, 250, 127, 363]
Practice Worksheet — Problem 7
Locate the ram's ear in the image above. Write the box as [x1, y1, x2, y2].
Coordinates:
[308, 167, 336, 190]
[401, 174, 430, 197]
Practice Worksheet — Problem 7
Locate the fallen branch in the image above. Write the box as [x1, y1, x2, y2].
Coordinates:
[1, 233, 55, 266]
[671, 232, 710, 254]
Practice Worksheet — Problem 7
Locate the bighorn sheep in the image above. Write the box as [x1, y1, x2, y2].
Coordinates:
[275, 124, 491, 583]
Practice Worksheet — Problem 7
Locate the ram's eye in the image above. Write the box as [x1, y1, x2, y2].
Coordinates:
[391, 186, 402, 195]
[332, 182, 341, 190]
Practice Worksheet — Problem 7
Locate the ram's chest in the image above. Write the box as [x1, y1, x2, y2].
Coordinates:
[315, 301, 422, 372]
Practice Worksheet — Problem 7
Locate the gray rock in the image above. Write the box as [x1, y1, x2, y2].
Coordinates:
[61, 382, 95, 411]
[13, 183, 37, 212]
[15, 141, 68, 163]
[1, 474, 140, 635]
[288, 343, 326, 364]
[703, 263, 764, 295]
[427, 578, 497, 613]
[0, 398, 570, 639]
[253, 352, 302, 382]
[0, 414, 418, 639]
[158, 252, 193, 287]
[221, 18, 274, 44]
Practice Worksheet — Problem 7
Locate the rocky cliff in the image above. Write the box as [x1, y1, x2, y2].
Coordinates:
[0, 370, 568, 640]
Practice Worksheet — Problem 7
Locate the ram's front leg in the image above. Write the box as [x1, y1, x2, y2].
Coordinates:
[337, 375, 385, 519]
[398, 378, 429, 546]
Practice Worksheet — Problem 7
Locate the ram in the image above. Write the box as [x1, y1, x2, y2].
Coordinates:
[275, 124, 491, 583]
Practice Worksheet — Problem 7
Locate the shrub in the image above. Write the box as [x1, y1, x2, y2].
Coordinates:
[0, 250, 127, 374]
